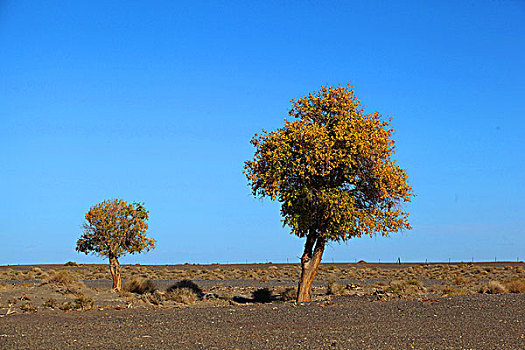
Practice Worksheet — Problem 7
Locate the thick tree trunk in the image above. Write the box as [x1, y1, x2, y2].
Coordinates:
[109, 256, 122, 292]
[297, 233, 326, 302]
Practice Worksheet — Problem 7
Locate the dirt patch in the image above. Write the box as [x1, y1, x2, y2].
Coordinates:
[1, 295, 524, 349]
[0, 262, 524, 348]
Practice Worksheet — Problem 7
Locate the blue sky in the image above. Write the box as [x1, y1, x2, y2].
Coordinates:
[1, 1, 524, 265]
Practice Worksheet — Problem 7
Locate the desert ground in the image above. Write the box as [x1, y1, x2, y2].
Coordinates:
[1, 262, 524, 349]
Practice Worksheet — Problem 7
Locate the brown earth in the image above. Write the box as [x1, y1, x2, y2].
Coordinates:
[1, 262, 524, 349]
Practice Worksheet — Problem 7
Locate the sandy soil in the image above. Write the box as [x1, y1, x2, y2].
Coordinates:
[1, 262, 524, 349]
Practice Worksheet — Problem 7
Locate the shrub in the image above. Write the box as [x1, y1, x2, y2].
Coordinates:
[387, 280, 425, 296]
[454, 276, 467, 285]
[31, 267, 43, 274]
[65, 261, 79, 267]
[42, 270, 84, 287]
[504, 279, 525, 294]
[485, 281, 507, 294]
[141, 290, 164, 305]
[59, 301, 75, 311]
[252, 288, 273, 303]
[22, 271, 35, 280]
[123, 278, 156, 294]
[441, 286, 467, 296]
[43, 298, 58, 308]
[0, 282, 11, 291]
[326, 280, 345, 295]
[20, 303, 38, 313]
[167, 288, 199, 304]
[74, 296, 94, 310]
[167, 280, 203, 297]
[281, 287, 297, 301]
[219, 293, 233, 301]
[166, 280, 203, 304]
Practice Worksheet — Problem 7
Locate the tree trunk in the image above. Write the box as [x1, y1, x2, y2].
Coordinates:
[109, 256, 122, 292]
[297, 233, 326, 302]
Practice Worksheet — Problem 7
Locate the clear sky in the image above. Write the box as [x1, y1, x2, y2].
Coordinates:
[1, 1, 524, 265]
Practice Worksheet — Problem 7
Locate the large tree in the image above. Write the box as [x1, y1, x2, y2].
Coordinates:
[76, 199, 156, 291]
[244, 85, 415, 302]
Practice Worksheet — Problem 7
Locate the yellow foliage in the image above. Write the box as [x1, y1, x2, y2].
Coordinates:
[76, 199, 156, 259]
[244, 85, 414, 241]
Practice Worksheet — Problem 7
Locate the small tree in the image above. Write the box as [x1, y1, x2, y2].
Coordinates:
[244, 85, 415, 302]
[76, 199, 156, 291]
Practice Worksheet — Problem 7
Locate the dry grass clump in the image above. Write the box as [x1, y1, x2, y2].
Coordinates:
[441, 286, 467, 296]
[73, 296, 94, 310]
[218, 293, 233, 301]
[326, 280, 346, 296]
[281, 287, 297, 301]
[167, 280, 203, 296]
[57, 297, 94, 311]
[20, 303, 38, 313]
[43, 298, 58, 309]
[386, 280, 426, 296]
[41, 270, 85, 287]
[504, 279, 525, 294]
[123, 278, 156, 294]
[454, 276, 468, 285]
[140, 290, 164, 305]
[0, 281, 12, 291]
[31, 267, 43, 274]
[166, 288, 199, 304]
[482, 281, 508, 294]
[166, 280, 203, 304]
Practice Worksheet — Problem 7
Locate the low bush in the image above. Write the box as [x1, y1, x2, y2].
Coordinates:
[59, 301, 75, 311]
[454, 276, 467, 285]
[386, 280, 426, 296]
[73, 296, 94, 310]
[219, 293, 233, 301]
[42, 270, 84, 287]
[252, 288, 273, 303]
[484, 281, 507, 294]
[167, 280, 203, 297]
[141, 290, 164, 305]
[441, 286, 467, 296]
[20, 303, 38, 313]
[31, 267, 43, 274]
[166, 288, 199, 304]
[326, 280, 345, 296]
[123, 278, 156, 294]
[43, 298, 58, 308]
[281, 287, 297, 301]
[166, 280, 203, 305]
[504, 279, 525, 294]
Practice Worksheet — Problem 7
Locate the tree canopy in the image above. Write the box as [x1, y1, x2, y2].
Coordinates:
[76, 199, 156, 259]
[245, 85, 414, 241]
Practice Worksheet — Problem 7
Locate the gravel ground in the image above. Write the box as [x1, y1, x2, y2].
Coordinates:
[1, 294, 524, 349]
